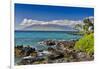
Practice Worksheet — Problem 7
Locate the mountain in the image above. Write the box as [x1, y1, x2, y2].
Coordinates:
[15, 18, 86, 31]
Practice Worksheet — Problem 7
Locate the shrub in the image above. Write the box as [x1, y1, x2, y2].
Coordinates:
[74, 33, 94, 55]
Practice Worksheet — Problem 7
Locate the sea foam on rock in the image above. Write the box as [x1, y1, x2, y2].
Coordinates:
[15, 39, 93, 65]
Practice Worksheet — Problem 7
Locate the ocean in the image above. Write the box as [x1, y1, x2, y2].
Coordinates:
[15, 31, 81, 50]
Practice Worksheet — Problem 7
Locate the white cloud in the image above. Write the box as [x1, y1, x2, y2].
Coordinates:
[20, 18, 83, 27]
[15, 16, 94, 31]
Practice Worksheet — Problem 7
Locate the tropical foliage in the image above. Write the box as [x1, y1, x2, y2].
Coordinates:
[75, 17, 94, 34]
[74, 17, 94, 56]
[74, 33, 94, 55]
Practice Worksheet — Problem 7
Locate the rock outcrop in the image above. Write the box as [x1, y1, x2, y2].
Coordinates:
[15, 39, 94, 65]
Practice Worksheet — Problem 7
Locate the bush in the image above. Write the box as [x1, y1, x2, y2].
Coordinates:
[74, 33, 94, 55]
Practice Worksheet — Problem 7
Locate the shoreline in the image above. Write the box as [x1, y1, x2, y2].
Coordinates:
[15, 39, 93, 65]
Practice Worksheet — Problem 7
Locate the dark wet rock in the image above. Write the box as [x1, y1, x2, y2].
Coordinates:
[15, 45, 37, 57]
[15, 45, 23, 50]
[39, 40, 57, 46]
[19, 56, 45, 65]
[48, 53, 64, 60]
[15, 39, 94, 65]
[21, 46, 36, 56]
[47, 47, 55, 52]
[76, 52, 94, 61]
[48, 58, 67, 63]
[57, 40, 76, 49]
[39, 40, 76, 50]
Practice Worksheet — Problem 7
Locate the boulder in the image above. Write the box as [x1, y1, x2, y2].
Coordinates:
[15, 45, 37, 57]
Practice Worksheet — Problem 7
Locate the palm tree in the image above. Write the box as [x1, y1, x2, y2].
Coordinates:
[75, 24, 83, 31]
[83, 18, 94, 33]
[74, 17, 94, 34]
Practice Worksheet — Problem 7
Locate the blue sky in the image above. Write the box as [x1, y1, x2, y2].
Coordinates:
[15, 3, 94, 25]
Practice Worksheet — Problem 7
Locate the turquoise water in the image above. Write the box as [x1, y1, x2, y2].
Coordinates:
[15, 31, 81, 50]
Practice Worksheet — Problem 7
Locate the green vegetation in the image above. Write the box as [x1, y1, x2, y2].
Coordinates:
[74, 33, 94, 55]
[74, 17, 94, 56]
[83, 18, 94, 33]
[75, 17, 94, 34]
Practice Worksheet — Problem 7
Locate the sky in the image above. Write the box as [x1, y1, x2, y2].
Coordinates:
[15, 3, 94, 31]
[15, 3, 94, 24]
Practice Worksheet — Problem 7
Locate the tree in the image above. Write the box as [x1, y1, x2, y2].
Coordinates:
[74, 17, 94, 34]
[83, 18, 94, 33]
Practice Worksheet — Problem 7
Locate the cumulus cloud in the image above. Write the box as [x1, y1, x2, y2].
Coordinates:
[15, 16, 94, 31]
[15, 18, 84, 31]
[20, 18, 83, 27]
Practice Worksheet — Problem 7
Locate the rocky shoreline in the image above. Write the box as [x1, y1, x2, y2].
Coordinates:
[15, 39, 94, 65]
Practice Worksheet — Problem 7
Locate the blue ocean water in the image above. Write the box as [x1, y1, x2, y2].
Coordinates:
[15, 31, 81, 50]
